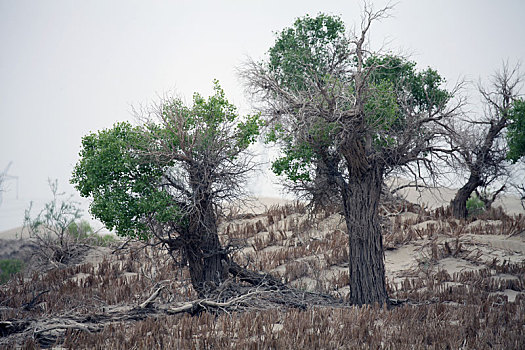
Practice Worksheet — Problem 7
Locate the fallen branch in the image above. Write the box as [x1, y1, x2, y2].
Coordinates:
[34, 322, 96, 334]
[138, 286, 165, 309]
[167, 290, 265, 315]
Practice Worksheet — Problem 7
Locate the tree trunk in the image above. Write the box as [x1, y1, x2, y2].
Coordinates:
[341, 165, 388, 306]
[450, 174, 482, 219]
[184, 198, 228, 297]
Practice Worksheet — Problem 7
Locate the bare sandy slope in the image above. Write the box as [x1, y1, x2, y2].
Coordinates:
[0, 226, 23, 240]
[389, 178, 525, 214]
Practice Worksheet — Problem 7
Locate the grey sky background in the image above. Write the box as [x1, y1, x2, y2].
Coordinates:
[1, 0, 524, 231]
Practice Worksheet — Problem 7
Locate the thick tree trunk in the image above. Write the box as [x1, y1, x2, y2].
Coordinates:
[450, 174, 482, 219]
[184, 198, 228, 297]
[341, 165, 388, 306]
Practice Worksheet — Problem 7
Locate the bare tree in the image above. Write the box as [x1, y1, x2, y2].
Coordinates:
[449, 63, 523, 218]
[242, 5, 462, 305]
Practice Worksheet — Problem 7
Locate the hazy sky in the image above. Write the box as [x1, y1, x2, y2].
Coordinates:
[1, 0, 524, 230]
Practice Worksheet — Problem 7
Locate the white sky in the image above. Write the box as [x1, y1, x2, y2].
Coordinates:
[1, 0, 524, 230]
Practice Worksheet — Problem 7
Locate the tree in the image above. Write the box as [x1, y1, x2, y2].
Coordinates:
[242, 8, 460, 305]
[72, 82, 263, 296]
[507, 99, 525, 163]
[449, 64, 524, 219]
[507, 97, 525, 211]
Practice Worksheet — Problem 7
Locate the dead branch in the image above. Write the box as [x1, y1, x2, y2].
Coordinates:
[167, 290, 266, 315]
[22, 290, 49, 311]
[138, 286, 165, 309]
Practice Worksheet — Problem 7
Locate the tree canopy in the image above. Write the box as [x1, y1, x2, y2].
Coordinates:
[72, 82, 261, 240]
[247, 13, 455, 207]
[72, 81, 263, 294]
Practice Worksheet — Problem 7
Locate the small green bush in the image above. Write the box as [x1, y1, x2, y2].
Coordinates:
[68, 220, 116, 247]
[68, 220, 94, 239]
[466, 194, 485, 216]
[89, 233, 116, 247]
[0, 259, 24, 284]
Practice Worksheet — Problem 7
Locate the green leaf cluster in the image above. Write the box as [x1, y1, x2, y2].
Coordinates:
[71, 122, 180, 240]
[272, 142, 315, 182]
[236, 113, 264, 152]
[0, 259, 24, 284]
[507, 99, 525, 163]
[268, 117, 338, 182]
[367, 55, 450, 111]
[466, 193, 485, 217]
[365, 55, 450, 148]
[152, 80, 261, 159]
[268, 13, 350, 90]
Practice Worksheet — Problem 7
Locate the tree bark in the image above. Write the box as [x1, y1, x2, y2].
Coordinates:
[183, 191, 228, 296]
[341, 165, 388, 306]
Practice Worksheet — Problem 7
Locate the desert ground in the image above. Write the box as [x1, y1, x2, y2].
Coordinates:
[1, 192, 524, 349]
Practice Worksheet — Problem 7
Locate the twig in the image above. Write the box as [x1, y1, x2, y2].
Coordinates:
[23, 290, 49, 311]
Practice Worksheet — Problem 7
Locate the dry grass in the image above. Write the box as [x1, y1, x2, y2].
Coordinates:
[2, 202, 525, 349]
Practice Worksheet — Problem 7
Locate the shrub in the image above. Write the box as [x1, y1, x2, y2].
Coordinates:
[0, 259, 24, 284]
[67, 220, 94, 239]
[24, 179, 85, 266]
[68, 220, 117, 247]
[89, 233, 117, 247]
[466, 194, 485, 217]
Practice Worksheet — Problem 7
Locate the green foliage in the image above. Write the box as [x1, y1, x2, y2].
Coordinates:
[67, 220, 94, 239]
[268, 13, 350, 90]
[67, 220, 116, 247]
[89, 233, 117, 247]
[151, 80, 262, 159]
[507, 99, 525, 162]
[0, 259, 24, 284]
[268, 117, 339, 182]
[364, 80, 400, 147]
[368, 55, 450, 111]
[235, 113, 264, 152]
[466, 194, 485, 216]
[71, 122, 178, 240]
[271, 142, 315, 182]
[72, 81, 260, 240]
[364, 55, 450, 149]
